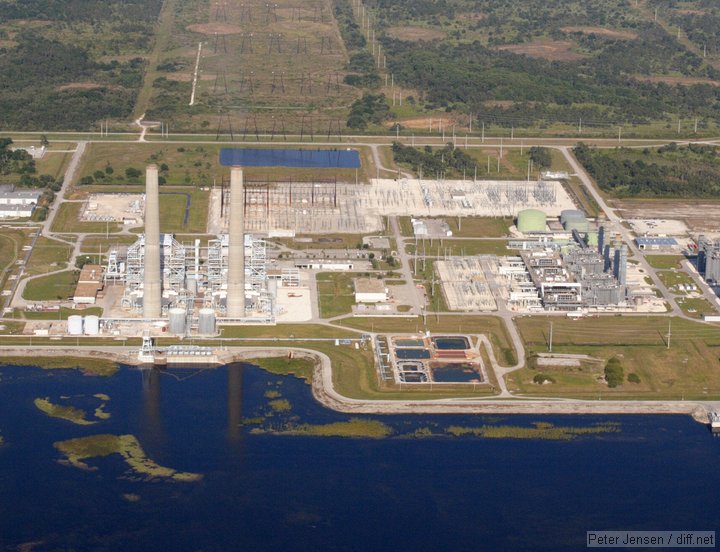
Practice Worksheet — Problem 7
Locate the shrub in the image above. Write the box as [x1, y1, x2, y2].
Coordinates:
[604, 357, 624, 388]
[533, 373, 555, 385]
[627, 372, 641, 384]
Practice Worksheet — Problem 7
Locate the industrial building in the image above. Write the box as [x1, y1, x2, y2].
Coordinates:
[697, 235, 720, 283]
[0, 186, 42, 217]
[102, 165, 275, 336]
[73, 264, 105, 305]
[354, 278, 388, 303]
[507, 225, 627, 311]
[635, 237, 679, 251]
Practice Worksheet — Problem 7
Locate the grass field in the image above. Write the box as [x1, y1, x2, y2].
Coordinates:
[23, 270, 79, 301]
[658, 270, 696, 293]
[51, 203, 122, 234]
[74, 142, 374, 187]
[24, 238, 72, 275]
[0, 229, 27, 283]
[218, 323, 358, 339]
[398, 215, 512, 238]
[676, 297, 717, 319]
[80, 235, 139, 255]
[12, 307, 103, 320]
[512, 315, 720, 398]
[406, 239, 509, 256]
[644, 254, 686, 270]
[316, 272, 363, 318]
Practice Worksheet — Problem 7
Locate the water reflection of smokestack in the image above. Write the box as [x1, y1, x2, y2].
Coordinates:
[226, 363, 244, 447]
[141, 368, 166, 455]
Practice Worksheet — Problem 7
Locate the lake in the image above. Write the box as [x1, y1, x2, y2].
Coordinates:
[0, 362, 718, 551]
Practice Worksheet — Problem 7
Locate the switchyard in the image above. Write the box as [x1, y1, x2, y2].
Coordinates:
[207, 176, 575, 235]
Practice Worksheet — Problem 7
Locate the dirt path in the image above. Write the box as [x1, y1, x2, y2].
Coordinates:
[133, 0, 181, 119]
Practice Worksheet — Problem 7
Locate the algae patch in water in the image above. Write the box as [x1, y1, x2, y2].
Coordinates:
[34, 398, 96, 426]
[252, 418, 393, 438]
[446, 422, 620, 441]
[54, 434, 202, 482]
[94, 404, 111, 420]
[268, 399, 292, 412]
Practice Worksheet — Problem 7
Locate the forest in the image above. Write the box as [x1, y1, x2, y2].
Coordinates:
[392, 142, 476, 177]
[0, 0, 160, 130]
[574, 143, 720, 198]
[364, 0, 720, 129]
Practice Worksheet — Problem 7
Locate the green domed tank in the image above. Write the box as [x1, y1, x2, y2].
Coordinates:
[517, 209, 547, 233]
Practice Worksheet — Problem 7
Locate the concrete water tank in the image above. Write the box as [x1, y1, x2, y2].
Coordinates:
[67, 315, 83, 335]
[84, 315, 100, 335]
[198, 308, 216, 335]
[168, 307, 186, 335]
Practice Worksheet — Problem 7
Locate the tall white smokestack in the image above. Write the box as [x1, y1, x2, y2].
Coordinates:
[226, 166, 245, 318]
[143, 164, 162, 318]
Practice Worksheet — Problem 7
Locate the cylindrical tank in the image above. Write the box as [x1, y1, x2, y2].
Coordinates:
[67, 315, 83, 335]
[198, 308, 216, 335]
[517, 209, 547, 233]
[560, 209, 585, 225]
[84, 315, 100, 335]
[168, 307, 186, 335]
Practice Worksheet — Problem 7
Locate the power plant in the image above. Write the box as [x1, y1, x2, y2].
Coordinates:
[102, 164, 274, 336]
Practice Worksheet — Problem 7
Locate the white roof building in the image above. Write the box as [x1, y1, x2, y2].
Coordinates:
[354, 278, 388, 303]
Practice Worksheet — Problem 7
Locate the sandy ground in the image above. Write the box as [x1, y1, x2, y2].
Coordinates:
[496, 40, 587, 62]
[82, 193, 144, 223]
[628, 218, 688, 236]
[275, 286, 313, 322]
[615, 202, 720, 234]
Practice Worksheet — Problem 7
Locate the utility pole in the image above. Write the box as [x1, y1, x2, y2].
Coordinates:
[549, 321, 553, 353]
[667, 319, 671, 350]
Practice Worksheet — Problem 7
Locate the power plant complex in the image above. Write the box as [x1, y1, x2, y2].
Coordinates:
[102, 165, 274, 336]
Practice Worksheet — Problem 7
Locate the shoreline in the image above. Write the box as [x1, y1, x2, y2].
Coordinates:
[0, 346, 715, 424]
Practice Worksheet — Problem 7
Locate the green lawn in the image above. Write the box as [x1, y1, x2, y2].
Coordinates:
[316, 272, 364, 318]
[512, 315, 720, 398]
[51, 203, 122, 234]
[658, 270, 696, 293]
[24, 237, 72, 275]
[644, 254, 686, 270]
[407, 239, 509, 256]
[676, 297, 717, 319]
[398, 216, 512, 238]
[23, 270, 79, 301]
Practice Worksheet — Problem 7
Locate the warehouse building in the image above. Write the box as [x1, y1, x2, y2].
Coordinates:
[354, 278, 388, 303]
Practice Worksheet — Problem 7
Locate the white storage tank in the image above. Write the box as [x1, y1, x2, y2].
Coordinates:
[84, 315, 100, 335]
[67, 315, 83, 335]
[168, 307, 186, 335]
[198, 308, 216, 335]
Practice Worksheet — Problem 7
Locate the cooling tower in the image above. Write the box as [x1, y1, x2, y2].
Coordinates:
[226, 166, 245, 318]
[143, 165, 162, 318]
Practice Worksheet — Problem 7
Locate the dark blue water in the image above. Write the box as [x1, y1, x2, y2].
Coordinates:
[0, 363, 719, 551]
[395, 348, 431, 359]
[220, 148, 361, 168]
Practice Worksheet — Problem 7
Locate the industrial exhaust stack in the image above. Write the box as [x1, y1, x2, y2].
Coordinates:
[226, 166, 245, 318]
[143, 164, 162, 318]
